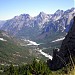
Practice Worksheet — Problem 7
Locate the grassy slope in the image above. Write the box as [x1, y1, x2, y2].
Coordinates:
[0, 59, 75, 75]
[0, 31, 46, 64]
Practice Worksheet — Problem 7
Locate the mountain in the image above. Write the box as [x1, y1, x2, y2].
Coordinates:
[0, 8, 75, 40]
[41, 8, 75, 34]
[0, 12, 51, 39]
[47, 16, 75, 70]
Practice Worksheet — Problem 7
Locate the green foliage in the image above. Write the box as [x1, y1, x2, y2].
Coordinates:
[0, 59, 75, 75]
[0, 59, 52, 75]
[0, 31, 46, 64]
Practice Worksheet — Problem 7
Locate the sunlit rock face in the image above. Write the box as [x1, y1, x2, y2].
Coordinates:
[0, 8, 74, 39]
[47, 17, 75, 70]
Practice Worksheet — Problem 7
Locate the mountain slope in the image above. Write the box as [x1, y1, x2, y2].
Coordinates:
[47, 16, 75, 70]
[0, 31, 46, 64]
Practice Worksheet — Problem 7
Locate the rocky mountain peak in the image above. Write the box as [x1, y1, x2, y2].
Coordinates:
[39, 12, 46, 16]
[71, 7, 75, 11]
[64, 8, 75, 14]
[37, 12, 49, 19]
[20, 14, 32, 19]
[54, 9, 64, 15]
[51, 9, 64, 21]
[14, 14, 32, 21]
[34, 12, 50, 29]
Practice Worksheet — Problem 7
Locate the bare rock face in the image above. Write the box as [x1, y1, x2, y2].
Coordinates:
[0, 8, 74, 39]
[47, 17, 75, 70]
[60, 17, 75, 55]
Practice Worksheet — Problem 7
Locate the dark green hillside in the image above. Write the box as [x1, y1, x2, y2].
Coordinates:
[36, 31, 66, 55]
[0, 31, 45, 64]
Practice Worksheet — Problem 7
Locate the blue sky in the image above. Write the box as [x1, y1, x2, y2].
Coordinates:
[0, 0, 74, 20]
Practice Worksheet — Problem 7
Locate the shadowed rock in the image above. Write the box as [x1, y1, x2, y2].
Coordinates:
[47, 16, 75, 70]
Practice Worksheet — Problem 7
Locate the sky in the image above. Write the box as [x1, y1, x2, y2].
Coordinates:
[0, 0, 74, 20]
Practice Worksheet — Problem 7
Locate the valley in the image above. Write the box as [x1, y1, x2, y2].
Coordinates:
[0, 7, 75, 75]
[0, 8, 74, 65]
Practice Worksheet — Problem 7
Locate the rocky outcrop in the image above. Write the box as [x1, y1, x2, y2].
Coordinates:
[47, 16, 75, 70]
[60, 17, 75, 55]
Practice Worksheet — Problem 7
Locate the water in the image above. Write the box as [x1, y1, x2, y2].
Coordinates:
[27, 40, 53, 60]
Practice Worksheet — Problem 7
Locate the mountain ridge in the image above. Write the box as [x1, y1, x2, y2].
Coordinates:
[0, 8, 75, 40]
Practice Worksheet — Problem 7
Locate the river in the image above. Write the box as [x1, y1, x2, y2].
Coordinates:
[26, 40, 53, 60]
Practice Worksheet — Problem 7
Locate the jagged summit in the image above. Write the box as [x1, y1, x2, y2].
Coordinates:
[39, 12, 46, 16]
[0, 8, 74, 39]
[54, 9, 64, 15]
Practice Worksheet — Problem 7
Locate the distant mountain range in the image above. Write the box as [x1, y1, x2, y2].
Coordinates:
[0, 8, 75, 40]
